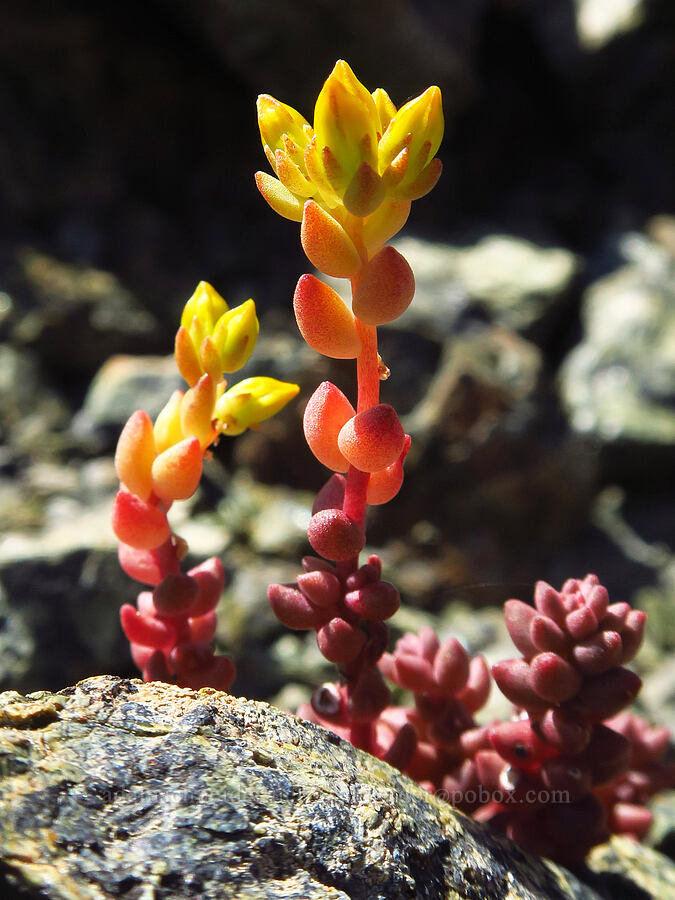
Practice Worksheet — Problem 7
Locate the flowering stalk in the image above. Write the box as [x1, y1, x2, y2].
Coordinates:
[258, 61, 443, 756]
[111, 281, 299, 690]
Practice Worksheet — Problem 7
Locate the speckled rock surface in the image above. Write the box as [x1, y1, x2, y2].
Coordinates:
[0, 677, 673, 900]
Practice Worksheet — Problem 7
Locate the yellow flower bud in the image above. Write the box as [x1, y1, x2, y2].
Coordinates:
[214, 377, 299, 436]
[378, 86, 444, 188]
[212, 299, 259, 373]
[181, 282, 229, 351]
[257, 94, 312, 157]
[313, 61, 379, 188]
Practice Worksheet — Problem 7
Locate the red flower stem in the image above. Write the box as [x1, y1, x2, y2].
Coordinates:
[338, 311, 379, 579]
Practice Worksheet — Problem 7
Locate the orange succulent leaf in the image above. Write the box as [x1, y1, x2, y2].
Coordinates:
[151, 437, 204, 502]
[300, 200, 361, 277]
[111, 489, 171, 551]
[303, 381, 355, 472]
[293, 274, 361, 359]
[366, 434, 411, 505]
[114, 410, 157, 501]
[352, 245, 415, 325]
[337, 404, 405, 473]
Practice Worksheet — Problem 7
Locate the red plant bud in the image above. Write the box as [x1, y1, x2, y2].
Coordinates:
[570, 667, 641, 721]
[619, 609, 646, 663]
[301, 555, 336, 574]
[529, 615, 568, 655]
[406, 740, 445, 786]
[540, 757, 593, 802]
[530, 652, 582, 703]
[565, 605, 598, 640]
[577, 724, 632, 786]
[418, 626, 440, 663]
[151, 437, 203, 502]
[503, 599, 538, 658]
[112, 489, 171, 550]
[586, 584, 609, 620]
[293, 274, 361, 359]
[346, 667, 391, 723]
[188, 610, 217, 644]
[337, 404, 405, 473]
[118, 539, 180, 586]
[297, 569, 342, 608]
[572, 630, 623, 675]
[303, 382, 355, 472]
[312, 473, 346, 514]
[536, 708, 591, 754]
[317, 617, 366, 663]
[382, 722, 417, 771]
[344, 581, 400, 621]
[120, 603, 176, 650]
[562, 577, 581, 594]
[489, 720, 557, 768]
[307, 508, 365, 561]
[352, 245, 415, 325]
[491, 658, 547, 712]
[344, 562, 380, 591]
[268, 582, 328, 630]
[152, 573, 199, 617]
[600, 601, 630, 630]
[393, 652, 435, 693]
[534, 581, 567, 625]
[187, 557, 225, 617]
[432, 637, 470, 694]
[456, 655, 491, 713]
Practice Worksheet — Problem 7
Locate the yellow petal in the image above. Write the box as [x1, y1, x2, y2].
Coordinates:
[255, 171, 304, 222]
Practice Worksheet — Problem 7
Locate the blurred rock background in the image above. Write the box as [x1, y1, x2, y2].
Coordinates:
[0, 0, 673, 775]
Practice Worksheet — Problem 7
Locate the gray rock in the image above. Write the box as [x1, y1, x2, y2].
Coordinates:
[392, 235, 580, 338]
[560, 230, 675, 450]
[3, 675, 669, 900]
[9, 250, 161, 376]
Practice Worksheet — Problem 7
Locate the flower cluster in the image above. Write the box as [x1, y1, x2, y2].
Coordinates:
[112, 282, 298, 689]
[596, 712, 675, 840]
[258, 60, 443, 756]
[473, 575, 648, 861]
[256, 59, 443, 226]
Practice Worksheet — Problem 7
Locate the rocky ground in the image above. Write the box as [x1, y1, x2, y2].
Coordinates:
[0, 0, 673, 869]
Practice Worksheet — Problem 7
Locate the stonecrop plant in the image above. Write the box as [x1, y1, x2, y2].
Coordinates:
[111, 60, 673, 866]
[111, 281, 299, 690]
